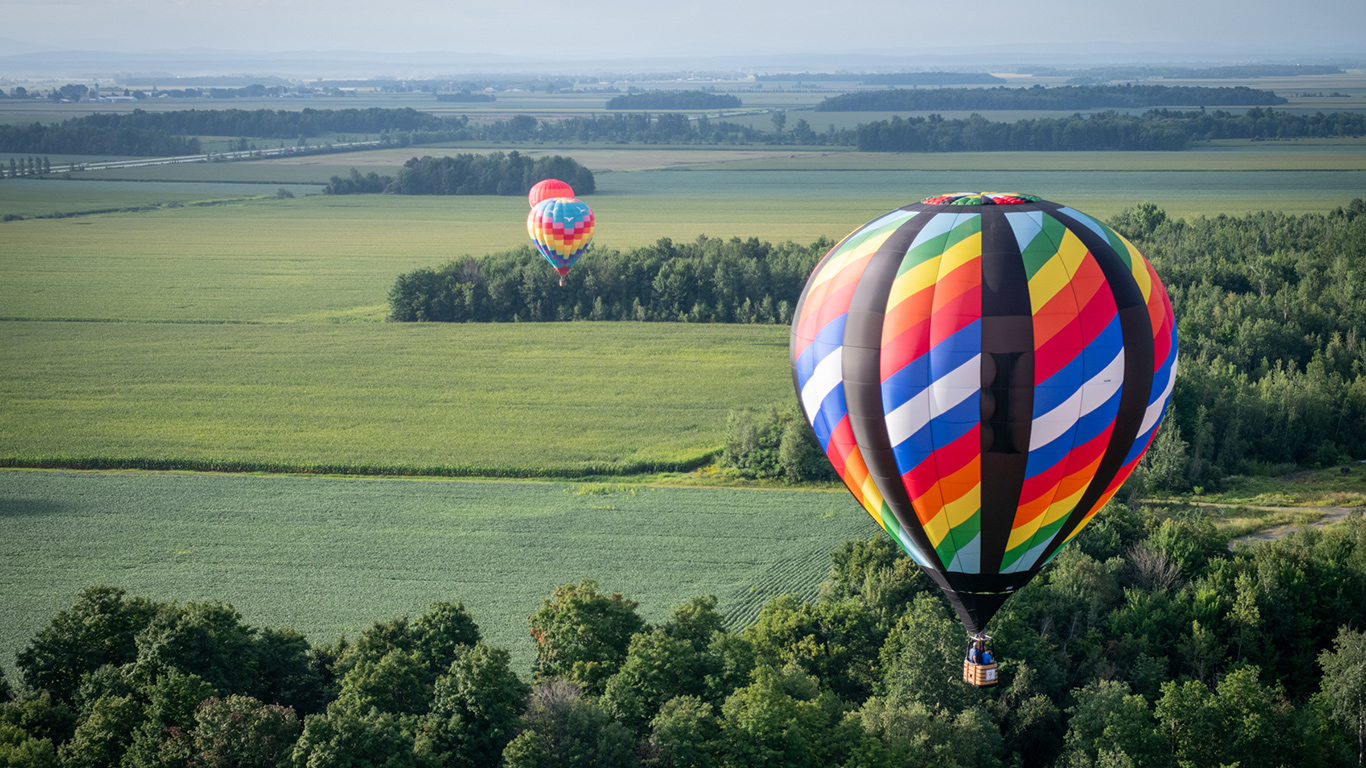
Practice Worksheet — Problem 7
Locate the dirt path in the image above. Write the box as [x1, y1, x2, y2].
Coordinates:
[1222, 505, 1357, 548]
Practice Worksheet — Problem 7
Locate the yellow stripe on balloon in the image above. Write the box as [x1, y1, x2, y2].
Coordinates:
[921, 507, 951, 547]
[886, 254, 940, 309]
[808, 230, 897, 294]
[1118, 234, 1153, 304]
[885, 230, 981, 308]
[1026, 230, 1085, 313]
[1039, 483, 1087, 528]
[943, 483, 981, 528]
[938, 231, 983, 279]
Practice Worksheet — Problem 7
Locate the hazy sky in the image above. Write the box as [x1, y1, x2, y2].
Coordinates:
[3, 0, 1363, 61]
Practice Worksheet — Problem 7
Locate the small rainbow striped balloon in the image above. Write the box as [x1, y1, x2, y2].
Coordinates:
[791, 193, 1177, 633]
[528, 197, 595, 285]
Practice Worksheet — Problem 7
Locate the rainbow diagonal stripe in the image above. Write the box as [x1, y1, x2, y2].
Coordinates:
[790, 194, 1177, 633]
[528, 197, 595, 275]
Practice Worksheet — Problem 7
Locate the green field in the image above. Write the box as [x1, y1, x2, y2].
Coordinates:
[4, 89, 1366, 680]
[6, 137, 1363, 223]
[0, 470, 873, 673]
[0, 323, 791, 473]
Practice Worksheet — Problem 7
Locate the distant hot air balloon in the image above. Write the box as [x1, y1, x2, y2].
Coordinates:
[791, 192, 1177, 683]
[529, 179, 575, 208]
[528, 197, 595, 286]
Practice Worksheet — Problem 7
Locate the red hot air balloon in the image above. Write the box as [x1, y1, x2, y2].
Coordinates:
[790, 192, 1177, 681]
[529, 179, 575, 208]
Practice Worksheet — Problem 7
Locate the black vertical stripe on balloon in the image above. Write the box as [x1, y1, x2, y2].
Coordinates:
[788, 205, 917, 403]
[976, 209, 1034, 578]
[1034, 209, 1155, 565]
[839, 212, 938, 567]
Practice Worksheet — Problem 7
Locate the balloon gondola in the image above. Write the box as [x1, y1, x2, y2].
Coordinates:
[790, 192, 1177, 684]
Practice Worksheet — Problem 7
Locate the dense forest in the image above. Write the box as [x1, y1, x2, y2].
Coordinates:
[605, 91, 742, 110]
[755, 72, 1006, 85]
[2, 504, 1364, 767]
[323, 152, 595, 196]
[389, 201, 1366, 492]
[816, 84, 1287, 112]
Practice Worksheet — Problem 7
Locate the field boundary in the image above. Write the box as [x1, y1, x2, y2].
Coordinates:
[0, 453, 719, 479]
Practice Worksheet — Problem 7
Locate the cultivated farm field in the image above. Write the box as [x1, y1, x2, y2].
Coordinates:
[0, 470, 872, 673]
[0, 322, 792, 473]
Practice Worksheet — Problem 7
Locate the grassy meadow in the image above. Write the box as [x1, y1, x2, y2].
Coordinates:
[0, 470, 872, 672]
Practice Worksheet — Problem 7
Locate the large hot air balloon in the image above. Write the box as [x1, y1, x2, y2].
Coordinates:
[528, 196, 595, 286]
[791, 192, 1177, 676]
[529, 178, 575, 208]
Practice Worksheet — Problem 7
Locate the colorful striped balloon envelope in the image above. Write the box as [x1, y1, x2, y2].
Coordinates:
[528, 197, 595, 285]
[790, 193, 1177, 633]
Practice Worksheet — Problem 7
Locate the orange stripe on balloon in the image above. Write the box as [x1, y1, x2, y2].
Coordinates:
[1034, 283, 1119, 384]
[883, 282, 937, 341]
[792, 252, 877, 355]
[901, 425, 979, 508]
[928, 290, 982, 350]
[879, 320, 932, 383]
[928, 257, 981, 313]
[1012, 422, 1113, 531]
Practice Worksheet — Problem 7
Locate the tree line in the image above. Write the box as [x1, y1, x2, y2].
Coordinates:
[755, 72, 1005, 85]
[1106, 199, 1366, 492]
[7, 105, 1364, 158]
[436, 92, 496, 103]
[2, 156, 51, 178]
[3, 504, 1365, 767]
[385, 201, 1366, 493]
[605, 91, 741, 110]
[0, 108, 458, 155]
[387, 235, 827, 324]
[817, 84, 1287, 112]
[324, 152, 595, 197]
[854, 108, 1366, 152]
[1018, 64, 1345, 80]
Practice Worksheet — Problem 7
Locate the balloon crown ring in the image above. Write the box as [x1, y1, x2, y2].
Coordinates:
[920, 192, 1043, 206]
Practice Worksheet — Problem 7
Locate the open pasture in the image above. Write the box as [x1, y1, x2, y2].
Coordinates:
[0, 470, 873, 672]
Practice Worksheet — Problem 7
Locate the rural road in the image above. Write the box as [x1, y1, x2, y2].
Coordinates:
[47, 140, 381, 174]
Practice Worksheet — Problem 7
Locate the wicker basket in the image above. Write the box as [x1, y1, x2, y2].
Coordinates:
[963, 660, 998, 687]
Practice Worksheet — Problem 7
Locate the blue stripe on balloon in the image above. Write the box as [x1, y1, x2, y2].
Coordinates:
[1004, 210, 1046, 256]
[1032, 354, 1085, 417]
[811, 385, 849, 451]
[795, 315, 848, 386]
[1054, 207, 1110, 243]
[928, 318, 982, 381]
[1081, 317, 1124, 378]
[879, 352, 931, 415]
[946, 532, 981, 573]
